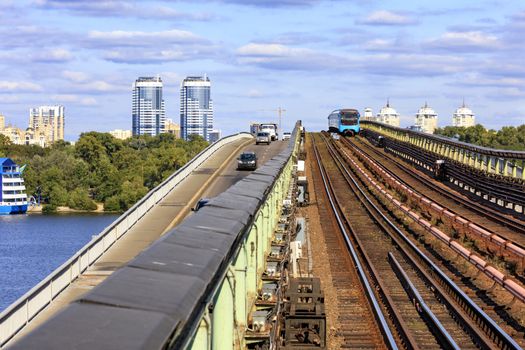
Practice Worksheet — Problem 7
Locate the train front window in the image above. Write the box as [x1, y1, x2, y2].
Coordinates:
[341, 113, 358, 125]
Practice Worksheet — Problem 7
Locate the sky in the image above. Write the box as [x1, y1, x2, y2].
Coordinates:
[0, 0, 524, 140]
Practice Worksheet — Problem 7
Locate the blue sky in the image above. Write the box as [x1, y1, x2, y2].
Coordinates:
[0, 0, 524, 140]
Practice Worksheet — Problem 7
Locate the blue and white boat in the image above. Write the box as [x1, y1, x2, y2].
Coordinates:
[0, 158, 28, 214]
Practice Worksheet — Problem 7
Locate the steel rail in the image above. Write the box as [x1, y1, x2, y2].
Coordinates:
[322, 134, 522, 350]
[312, 137, 399, 350]
[388, 252, 461, 350]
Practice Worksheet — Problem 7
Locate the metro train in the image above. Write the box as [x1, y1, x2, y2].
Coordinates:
[327, 108, 361, 136]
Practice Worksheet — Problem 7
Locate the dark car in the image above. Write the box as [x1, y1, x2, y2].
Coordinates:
[237, 151, 257, 170]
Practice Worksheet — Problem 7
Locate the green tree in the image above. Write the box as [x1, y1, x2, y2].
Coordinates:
[75, 134, 107, 165]
[68, 188, 97, 210]
[49, 185, 68, 207]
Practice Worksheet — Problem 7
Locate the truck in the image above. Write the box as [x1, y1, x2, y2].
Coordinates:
[250, 122, 278, 141]
[260, 123, 278, 141]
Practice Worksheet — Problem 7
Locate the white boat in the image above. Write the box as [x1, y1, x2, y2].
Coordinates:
[0, 158, 28, 214]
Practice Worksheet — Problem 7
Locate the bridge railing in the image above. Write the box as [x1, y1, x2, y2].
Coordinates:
[7, 122, 302, 350]
[362, 120, 525, 180]
[0, 132, 253, 348]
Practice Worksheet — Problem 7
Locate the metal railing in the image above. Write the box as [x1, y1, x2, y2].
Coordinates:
[0, 132, 253, 348]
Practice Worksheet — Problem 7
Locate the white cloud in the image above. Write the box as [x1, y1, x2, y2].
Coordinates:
[0, 81, 42, 92]
[237, 43, 312, 57]
[426, 31, 500, 51]
[363, 39, 393, 50]
[105, 49, 186, 62]
[82, 81, 113, 92]
[358, 10, 417, 26]
[62, 70, 90, 83]
[0, 95, 20, 103]
[457, 73, 524, 88]
[160, 71, 184, 83]
[247, 89, 263, 97]
[51, 94, 98, 105]
[34, 48, 74, 62]
[87, 29, 204, 47]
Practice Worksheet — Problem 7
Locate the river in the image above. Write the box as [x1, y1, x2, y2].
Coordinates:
[0, 213, 119, 311]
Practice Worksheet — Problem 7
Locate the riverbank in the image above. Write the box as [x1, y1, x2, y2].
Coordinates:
[27, 203, 116, 214]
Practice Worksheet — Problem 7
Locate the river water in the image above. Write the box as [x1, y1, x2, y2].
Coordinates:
[0, 213, 118, 311]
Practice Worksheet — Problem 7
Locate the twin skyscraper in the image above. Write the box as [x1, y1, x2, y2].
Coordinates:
[132, 75, 214, 141]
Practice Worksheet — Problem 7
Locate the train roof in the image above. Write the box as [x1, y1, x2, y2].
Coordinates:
[330, 108, 359, 113]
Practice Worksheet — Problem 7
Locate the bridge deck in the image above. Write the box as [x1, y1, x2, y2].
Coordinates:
[10, 138, 288, 345]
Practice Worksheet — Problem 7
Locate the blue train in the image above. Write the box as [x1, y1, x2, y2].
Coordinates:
[327, 108, 361, 136]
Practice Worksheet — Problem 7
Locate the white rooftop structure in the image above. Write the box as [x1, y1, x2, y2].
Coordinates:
[363, 107, 374, 120]
[377, 100, 400, 127]
[415, 102, 438, 134]
[452, 101, 475, 127]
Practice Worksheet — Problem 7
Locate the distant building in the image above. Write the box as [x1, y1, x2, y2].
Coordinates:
[109, 129, 132, 140]
[24, 127, 47, 147]
[363, 107, 374, 121]
[164, 119, 181, 139]
[0, 113, 47, 146]
[452, 102, 475, 127]
[377, 101, 400, 127]
[415, 103, 438, 134]
[132, 76, 165, 136]
[1, 126, 24, 145]
[180, 75, 213, 141]
[29, 105, 65, 143]
[208, 129, 221, 143]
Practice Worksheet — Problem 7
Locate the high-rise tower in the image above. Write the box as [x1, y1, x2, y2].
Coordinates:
[132, 76, 165, 136]
[29, 105, 65, 143]
[180, 76, 213, 141]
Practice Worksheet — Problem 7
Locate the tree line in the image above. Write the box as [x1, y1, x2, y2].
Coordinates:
[0, 132, 208, 212]
[434, 124, 525, 151]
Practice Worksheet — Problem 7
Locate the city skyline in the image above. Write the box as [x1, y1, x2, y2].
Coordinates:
[0, 1, 523, 140]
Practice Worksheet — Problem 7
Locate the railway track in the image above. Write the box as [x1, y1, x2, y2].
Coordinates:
[311, 132, 522, 349]
[341, 136, 525, 284]
[307, 134, 404, 349]
[357, 134, 525, 238]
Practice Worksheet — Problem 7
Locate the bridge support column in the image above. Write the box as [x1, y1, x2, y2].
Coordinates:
[234, 245, 248, 332]
[212, 271, 235, 349]
[190, 312, 212, 350]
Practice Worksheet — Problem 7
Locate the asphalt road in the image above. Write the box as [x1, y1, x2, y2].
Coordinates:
[200, 139, 289, 199]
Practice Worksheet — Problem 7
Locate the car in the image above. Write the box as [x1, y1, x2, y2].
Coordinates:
[237, 151, 257, 170]
[256, 132, 271, 145]
[283, 132, 291, 140]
